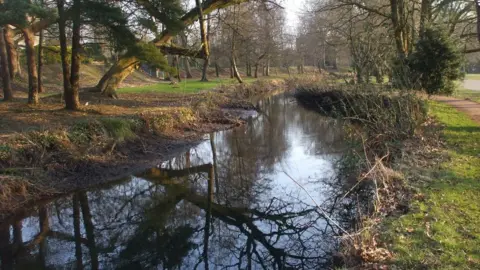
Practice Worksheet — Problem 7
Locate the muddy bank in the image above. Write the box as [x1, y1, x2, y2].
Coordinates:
[0, 79, 288, 217]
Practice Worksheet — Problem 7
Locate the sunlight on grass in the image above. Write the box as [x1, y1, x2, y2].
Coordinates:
[454, 87, 480, 103]
[465, 73, 480, 80]
[117, 77, 258, 94]
[383, 102, 480, 269]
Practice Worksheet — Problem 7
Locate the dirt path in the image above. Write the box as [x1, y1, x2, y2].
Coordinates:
[433, 95, 480, 124]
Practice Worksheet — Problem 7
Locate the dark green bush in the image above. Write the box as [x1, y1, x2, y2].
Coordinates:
[408, 27, 464, 95]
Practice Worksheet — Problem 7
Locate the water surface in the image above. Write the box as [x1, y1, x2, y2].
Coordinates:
[0, 94, 351, 269]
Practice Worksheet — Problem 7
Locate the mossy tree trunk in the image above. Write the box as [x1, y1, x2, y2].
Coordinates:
[196, 0, 210, 82]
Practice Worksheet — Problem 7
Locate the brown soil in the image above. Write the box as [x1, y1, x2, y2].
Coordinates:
[432, 96, 480, 124]
[0, 78, 288, 217]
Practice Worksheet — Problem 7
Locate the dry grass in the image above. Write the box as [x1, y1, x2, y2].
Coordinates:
[0, 175, 57, 213]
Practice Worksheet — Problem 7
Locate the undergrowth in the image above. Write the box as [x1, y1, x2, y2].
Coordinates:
[293, 81, 430, 268]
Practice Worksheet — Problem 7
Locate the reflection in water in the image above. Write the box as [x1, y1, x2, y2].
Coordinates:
[0, 94, 353, 269]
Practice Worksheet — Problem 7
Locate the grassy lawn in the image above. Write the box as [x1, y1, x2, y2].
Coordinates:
[118, 77, 258, 94]
[383, 102, 480, 269]
[454, 87, 480, 103]
[465, 73, 480, 80]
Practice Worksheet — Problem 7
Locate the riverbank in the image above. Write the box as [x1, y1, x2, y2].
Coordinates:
[0, 78, 288, 217]
[381, 101, 480, 269]
[292, 80, 480, 269]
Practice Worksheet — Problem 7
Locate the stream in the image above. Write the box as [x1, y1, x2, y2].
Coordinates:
[0, 94, 356, 269]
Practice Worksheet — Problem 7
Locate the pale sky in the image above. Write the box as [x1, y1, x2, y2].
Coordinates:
[283, 0, 306, 31]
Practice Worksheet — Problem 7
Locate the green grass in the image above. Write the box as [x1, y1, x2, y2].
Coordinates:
[118, 77, 258, 94]
[454, 87, 480, 103]
[465, 73, 480, 80]
[382, 101, 480, 269]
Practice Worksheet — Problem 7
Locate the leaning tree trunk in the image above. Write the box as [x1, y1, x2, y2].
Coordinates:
[95, 56, 138, 96]
[4, 26, 20, 79]
[23, 28, 39, 105]
[68, 0, 82, 110]
[230, 6, 243, 84]
[94, 0, 249, 97]
[0, 26, 13, 101]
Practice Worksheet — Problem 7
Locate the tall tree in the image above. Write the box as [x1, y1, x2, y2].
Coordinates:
[94, 0, 250, 96]
[23, 27, 39, 104]
[37, 0, 45, 94]
[69, 0, 82, 110]
[196, 0, 210, 81]
[230, 5, 243, 83]
[3, 27, 20, 79]
[0, 26, 13, 101]
[56, 0, 78, 110]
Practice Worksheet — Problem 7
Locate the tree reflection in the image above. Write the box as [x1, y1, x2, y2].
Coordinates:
[0, 94, 351, 269]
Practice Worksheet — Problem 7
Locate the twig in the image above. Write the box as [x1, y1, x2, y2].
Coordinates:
[282, 170, 353, 240]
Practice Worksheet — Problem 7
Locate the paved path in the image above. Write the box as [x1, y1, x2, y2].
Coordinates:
[463, 80, 480, 91]
[433, 95, 480, 124]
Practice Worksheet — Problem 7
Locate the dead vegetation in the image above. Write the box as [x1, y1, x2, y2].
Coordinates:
[293, 79, 444, 268]
[0, 79, 287, 215]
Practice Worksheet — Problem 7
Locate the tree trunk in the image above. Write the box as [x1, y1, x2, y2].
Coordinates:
[390, 0, 408, 58]
[94, 0, 245, 95]
[184, 57, 193, 78]
[4, 26, 20, 79]
[0, 225, 13, 270]
[57, 0, 73, 108]
[254, 64, 259, 78]
[231, 6, 243, 84]
[72, 194, 84, 270]
[173, 55, 181, 81]
[38, 206, 49, 268]
[67, 0, 82, 110]
[79, 192, 99, 270]
[96, 56, 138, 97]
[265, 58, 270, 76]
[23, 28, 39, 105]
[231, 57, 243, 83]
[215, 62, 220, 77]
[476, 0, 480, 42]
[38, 26, 44, 93]
[196, 0, 210, 82]
[0, 27, 13, 101]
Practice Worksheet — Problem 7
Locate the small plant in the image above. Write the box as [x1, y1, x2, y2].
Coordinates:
[176, 108, 196, 124]
[150, 113, 175, 133]
[0, 145, 12, 161]
[69, 120, 106, 145]
[28, 132, 65, 151]
[99, 118, 137, 142]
